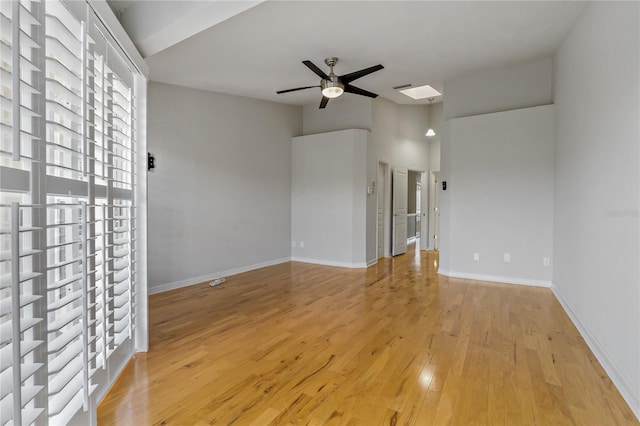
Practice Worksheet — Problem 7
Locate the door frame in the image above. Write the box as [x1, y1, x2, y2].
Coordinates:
[377, 161, 391, 258]
[410, 169, 428, 251]
[428, 170, 441, 250]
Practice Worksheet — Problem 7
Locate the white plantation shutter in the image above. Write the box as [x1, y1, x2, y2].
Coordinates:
[1, 2, 47, 425]
[1, 1, 147, 424]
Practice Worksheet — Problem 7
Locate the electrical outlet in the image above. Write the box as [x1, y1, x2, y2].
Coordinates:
[473, 253, 480, 261]
[300, 241, 304, 248]
[292, 240, 297, 247]
[543, 257, 550, 267]
[504, 253, 511, 263]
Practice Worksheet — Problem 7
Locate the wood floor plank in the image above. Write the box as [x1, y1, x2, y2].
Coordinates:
[98, 243, 638, 425]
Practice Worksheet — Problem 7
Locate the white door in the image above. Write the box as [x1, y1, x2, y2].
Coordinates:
[433, 171, 441, 250]
[392, 167, 408, 256]
[377, 162, 385, 258]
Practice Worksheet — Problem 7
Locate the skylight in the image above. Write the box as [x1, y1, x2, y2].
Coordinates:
[399, 84, 442, 100]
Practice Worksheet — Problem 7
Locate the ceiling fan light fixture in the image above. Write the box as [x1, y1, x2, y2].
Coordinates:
[321, 79, 344, 98]
[276, 57, 383, 108]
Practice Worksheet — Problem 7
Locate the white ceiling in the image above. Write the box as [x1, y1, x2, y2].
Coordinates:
[111, 1, 263, 57]
[115, 1, 587, 107]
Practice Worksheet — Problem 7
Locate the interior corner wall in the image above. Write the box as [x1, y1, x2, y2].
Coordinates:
[426, 103, 442, 251]
[443, 58, 553, 121]
[291, 129, 368, 267]
[302, 96, 372, 135]
[553, 1, 640, 418]
[147, 82, 302, 293]
[444, 105, 555, 285]
[370, 99, 431, 171]
[428, 102, 442, 172]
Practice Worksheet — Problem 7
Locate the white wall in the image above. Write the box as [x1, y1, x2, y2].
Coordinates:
[443, 58, 553, 121]
[443, 105, 555, 285]
[291, 129, 368, 267]
[439, 57, 554, 275]
[302, 96, 372, 135]
[147, 82, 301, 293]
[553, 2, 640, 418]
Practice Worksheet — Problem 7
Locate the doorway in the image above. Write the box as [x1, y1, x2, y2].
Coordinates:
[382, 165, 429, 257]
[390, 168, 426, 256]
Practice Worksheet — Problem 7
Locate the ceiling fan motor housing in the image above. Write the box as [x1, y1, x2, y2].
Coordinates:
[324, 57, 339, 68]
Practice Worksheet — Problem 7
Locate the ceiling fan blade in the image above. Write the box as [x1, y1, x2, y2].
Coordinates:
[303, 60, 329, 79]
[340, 64, 384, 84]
[319, 96, 329, 109]
[344, 84, 378, 98]
[276, 85, 320, 94]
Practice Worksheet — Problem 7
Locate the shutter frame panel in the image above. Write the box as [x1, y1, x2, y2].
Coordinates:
[2, 1, 143, 423]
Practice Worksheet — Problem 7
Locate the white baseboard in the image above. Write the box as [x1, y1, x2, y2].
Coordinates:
[366, 258, 378, 267]
[439, 270, 551, 288]
[148, 257, 291, 295]
[291, 257, 369, 269]
[551, 285, 640, 420]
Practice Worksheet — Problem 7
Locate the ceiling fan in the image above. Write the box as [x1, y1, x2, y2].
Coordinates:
[277, 57, 384, 109]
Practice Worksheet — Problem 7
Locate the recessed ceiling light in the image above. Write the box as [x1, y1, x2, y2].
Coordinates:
[399, 84, 441, 100]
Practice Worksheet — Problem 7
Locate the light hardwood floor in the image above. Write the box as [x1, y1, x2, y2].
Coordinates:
[98, 243, 638, 425]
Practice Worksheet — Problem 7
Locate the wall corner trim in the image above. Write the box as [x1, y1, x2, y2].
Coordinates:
[148, 257, 291, 295]
[551, 285, 640, 420]
[438, 270, 551, 288]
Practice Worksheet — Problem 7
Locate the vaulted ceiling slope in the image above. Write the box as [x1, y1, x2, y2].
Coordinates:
[112, 1, 587, 107]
